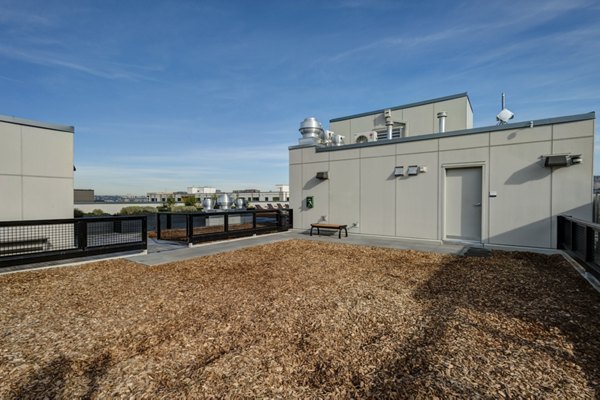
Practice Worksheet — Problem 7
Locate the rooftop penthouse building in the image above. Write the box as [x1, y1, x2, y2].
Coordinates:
[289, 93, 594, 249]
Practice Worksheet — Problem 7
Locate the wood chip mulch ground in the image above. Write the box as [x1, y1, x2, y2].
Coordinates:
[1, 240, 599, 399]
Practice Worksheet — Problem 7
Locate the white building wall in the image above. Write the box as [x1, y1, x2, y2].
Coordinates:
[290, 115, 594, 249]
[0, 117, 74, 221]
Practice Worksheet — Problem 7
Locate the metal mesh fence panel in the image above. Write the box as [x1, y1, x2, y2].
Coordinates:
[0, 223, 77, 256]
[86, 219, 143, 247]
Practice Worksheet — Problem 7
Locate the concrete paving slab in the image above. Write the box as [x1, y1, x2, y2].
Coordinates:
[127, 230, 467, 266]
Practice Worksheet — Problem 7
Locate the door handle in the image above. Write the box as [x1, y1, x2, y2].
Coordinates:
[474, 203, 481, 207]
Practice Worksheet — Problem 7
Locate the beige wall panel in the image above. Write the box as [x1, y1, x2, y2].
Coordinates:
[350, 114, 380, 134]
[289, 149, 302, 165]
[489, 142, 552, 247]
[329, 120, 350, 137]
[300, 162, 330, 228]
[0, 175, 22, 221]
[490, 125, 551, 146]
[396, 139, 438, 155]
[551, 137, 593, 220]
[301, 147, 329, 164]
[361, 143, 395, 158]
[330, 148, 359, 161]
[466, 103, 473, 129]
[403, 104, 434, 136]
[439, 132, 489, 151]
[439, 147, 489, 166]
[329, 160, 360, 227]
[289, 164, 304, 229]
[395, 152, 439, 240]
[22, 127, 73, 178]
[360, 156, 396, 236]
[433, 98, 470, 132]
[23, 177, 73, 220]
[0, 123, 21, 175]
[553, 120, 594, 140]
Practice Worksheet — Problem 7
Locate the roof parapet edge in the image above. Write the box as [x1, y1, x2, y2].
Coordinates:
[329, 92, 470, 123]
[296, 112, 595, 152]
[0, 114, 75, 133]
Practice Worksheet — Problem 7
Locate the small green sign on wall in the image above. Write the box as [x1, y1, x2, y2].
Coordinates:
[306, 196, 314, 209]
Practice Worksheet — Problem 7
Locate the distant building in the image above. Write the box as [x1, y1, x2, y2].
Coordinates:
[74, 189, 95, 203]
[0, 114, 74, 221]
[148, 185, 289, 204]
[187, 186, 217, 194]
[232, 185, 290, 203]
[147, 190, 213, 203]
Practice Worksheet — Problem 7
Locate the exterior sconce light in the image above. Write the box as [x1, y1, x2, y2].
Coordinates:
[407, 165, 419, 175]
[394, 166, 404, 176]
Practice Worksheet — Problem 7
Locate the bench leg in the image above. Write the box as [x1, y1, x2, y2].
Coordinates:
[317, 227, 320, 235]
[338, 228, 342, 239]
[310, 226, 313, 236]
[344, 227, 348, 237]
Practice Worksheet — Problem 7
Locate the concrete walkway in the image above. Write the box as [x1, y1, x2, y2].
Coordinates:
[127, 230, 467, 266]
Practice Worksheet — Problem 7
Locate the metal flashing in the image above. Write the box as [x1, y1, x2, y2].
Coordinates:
[288, 112, 595, 152]
[0, 114, 75, 133]
[329, 92, 471, 123]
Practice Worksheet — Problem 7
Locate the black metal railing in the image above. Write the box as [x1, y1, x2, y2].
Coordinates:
[0, 216, 147, 268]
[557, 215, 600, 279]
[156, 209, 292, 244]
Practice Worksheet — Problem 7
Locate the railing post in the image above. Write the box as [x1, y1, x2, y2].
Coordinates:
[585, 226, 595, 262]
[166, 214, 172, 229]
[289, 209, 293, 229]
[187, 214, 193, 243]
[252, 211, 257, 230]
[79, 219, 88, 251]
[224, 213, 229, 233]
[141, 216, 148, 249]
[557, 216, 564, 249]
[157, 213, 162, 240]
[571, 220, 577, 251]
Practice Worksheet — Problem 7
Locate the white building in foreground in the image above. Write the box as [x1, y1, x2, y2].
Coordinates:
[289, 92, 594, 249]
[0, 114, 74, 221]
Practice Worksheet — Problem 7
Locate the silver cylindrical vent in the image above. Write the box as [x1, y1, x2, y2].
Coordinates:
[437, 111, 447, 133]
[298, 117, 324, 145]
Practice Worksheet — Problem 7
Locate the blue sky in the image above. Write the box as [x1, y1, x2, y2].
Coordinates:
[0, 0, 598, 195]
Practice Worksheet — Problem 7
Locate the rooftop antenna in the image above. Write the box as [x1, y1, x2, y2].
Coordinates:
[496, 92, 514, 125]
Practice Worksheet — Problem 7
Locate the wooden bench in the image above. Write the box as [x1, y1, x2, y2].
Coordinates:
[310, 223, 348, 239]
[0, 238, 49, 256]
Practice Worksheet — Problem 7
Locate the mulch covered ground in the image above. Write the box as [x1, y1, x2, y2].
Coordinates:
[0, 240, 599, 399]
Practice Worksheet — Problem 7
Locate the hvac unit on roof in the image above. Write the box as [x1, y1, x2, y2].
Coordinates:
[352, 131, 378, 144]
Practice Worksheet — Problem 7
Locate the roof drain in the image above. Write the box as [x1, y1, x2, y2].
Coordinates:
[437, 111, 447, 133]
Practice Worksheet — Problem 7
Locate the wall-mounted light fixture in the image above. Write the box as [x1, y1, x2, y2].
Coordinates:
[407, 165, 419, 175]
[570, 154, 583, 165]
[542, 154, 582, 167]
[316, 171, 329, 180]
[394, 166, 405, 176]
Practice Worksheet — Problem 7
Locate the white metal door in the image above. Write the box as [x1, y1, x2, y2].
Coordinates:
[445, 167, 482, 241]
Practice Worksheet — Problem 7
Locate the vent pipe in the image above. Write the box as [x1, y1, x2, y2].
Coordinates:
[384, 109, 393, 140]
[437, 111, 447, 133]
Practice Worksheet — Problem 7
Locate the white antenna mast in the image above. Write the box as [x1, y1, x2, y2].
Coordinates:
[496, 92, 514, 125]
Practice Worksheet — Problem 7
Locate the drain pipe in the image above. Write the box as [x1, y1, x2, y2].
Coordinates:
[437, 111, 447, 133]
